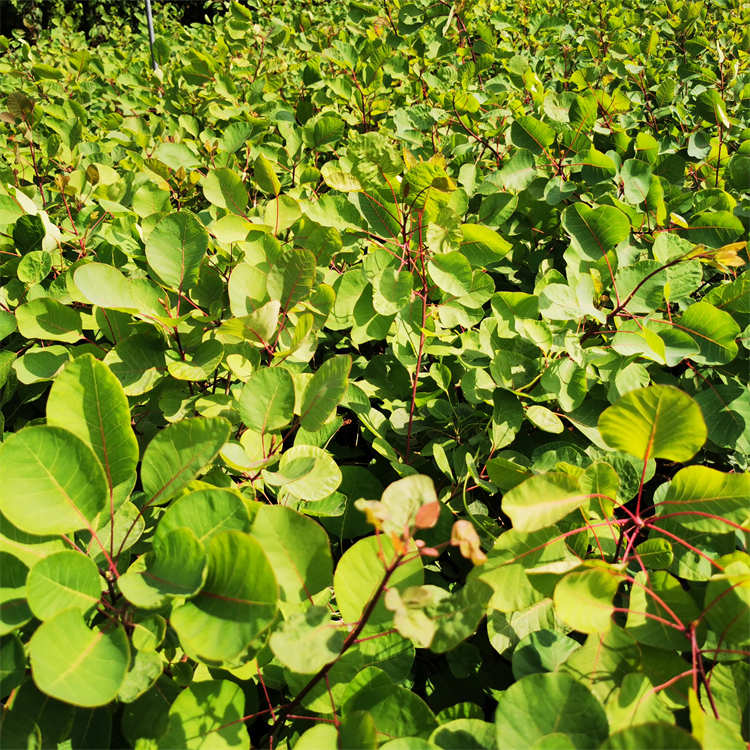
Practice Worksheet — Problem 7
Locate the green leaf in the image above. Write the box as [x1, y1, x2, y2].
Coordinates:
[492, 390, 525, 450]
[554, 567, 624, 633]
[295, 724, 339, 750]
[677, 211, 744, 249]
[254, 154, 281, 196]
[498, 149, 537, 191]
[239, 367, 295, 434]
[264, 195, 302, 235]
[526, 405, 564, 434]
[562, 203, 630, 264]
[351, 191, 401, 239]
[633, 539, 673, 569]
[0, 552, 32, 635]
[103, 334, 168, 396]
[620, 159, 653, 205]
[373, 268, 414, 315]
[0, 633, 26, 697]
[304, 114, 345, 152]
[118, 649, 162, 703]
[157, 680, 250, 749]
[266, 445, 342, 501]
[118, 527, 207, 609]
[428, 252, 473, 297]
[251, 504, 332, 602]
[460, 224, 512, 267]
[0, 426, 107, 535]
[170, 531, 277, 663]
[12, 346, 70, 385]
[430, 719, 497, 749]
[218, 301, 280, 345]
[269, 605, 344, 673]
[0, 513, 67, 570]
[339, 711, 378, 750]
[348, 131, 403, 189]
[17, 250, 51, 285]
[145, 211, 209, 291]
[286, 647, 363, 713]
[705, 562, 750, 646]
[203, 168, 248, 216]
[141, 417, 232, 505]
[560, 625, 640, 703]
[653, 465, 750, 533]
[615, 261, 667, 314]
[15, 298, 83, 343]
[487, 599, 561, 656]
[46, 354, 138, 507]
[427, 579, 493, 653]
[691, 689, 747, 749]
[509, 116, 555, 156]
[335, 535, 423, 628]
[324, 170, 363, 192]
[494, 672, 609, 750]
[581, 148, 617, 185]
[153, 143, 199, 171]
[598, 385, 707, 461]
[74, 263, 163, 315]
[267, 247, 316, 313]
[26, 550, 100, 621]
[29, 608, 130, 707]
[600, 724, 700, 750]
[694, 382, 750, 453]
[541, 359, 587, 412]
[605, 673, 675, 734]
[503, 473, 589, 532]
[625, 570, 700, 650]
[667, 301, 739, 366]
[167, 339, 224, 381]
[155, 488, 251, 550]
[344, 683, 438, 741]
[300, 354, 352, 433]
[0, 710, 42, 750]
[511, 630, 581, 680]
[122, 677, 181, 747]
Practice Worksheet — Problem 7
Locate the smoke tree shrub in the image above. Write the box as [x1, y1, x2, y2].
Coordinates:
[0, 0, 748, 748]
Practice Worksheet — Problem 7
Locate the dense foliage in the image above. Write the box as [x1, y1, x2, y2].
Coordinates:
[0, 0, 749, 748]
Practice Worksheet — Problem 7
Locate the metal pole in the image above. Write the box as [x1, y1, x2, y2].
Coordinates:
[145, 0, 158, 71]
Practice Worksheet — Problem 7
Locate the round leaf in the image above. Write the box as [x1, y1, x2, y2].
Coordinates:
[30, 609, 130, 707]
[598, 385, 707, 461]
[335, 535, 423, 628]
[0, 426, 108, 535]
[553, 567, 624, 634]
[503, 473, 588, 533]
[170, 531, 277, 663]
[154, 488, 251, 550]
[250, 505, 333, 603]
[494, 672, 609, 750]
[157, 680, 250, 749]
[26, 551, 101, 621]
[15, 298, 82, 343]
[118, 528, 207, 609]
[141, 417, 232, 505]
